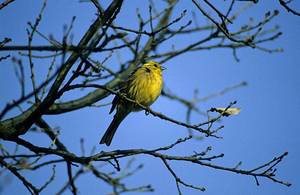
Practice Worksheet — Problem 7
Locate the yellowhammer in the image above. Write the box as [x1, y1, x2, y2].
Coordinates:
[99, 61, 165, 146]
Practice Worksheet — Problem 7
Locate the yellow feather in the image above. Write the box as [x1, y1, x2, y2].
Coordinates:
[100, 61, 164, 146]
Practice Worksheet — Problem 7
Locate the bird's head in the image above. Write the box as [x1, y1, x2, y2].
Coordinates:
[143, 61, 166, 74]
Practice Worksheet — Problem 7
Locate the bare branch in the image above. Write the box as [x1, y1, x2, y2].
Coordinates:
[0, 0, 15, 10]
[0, 158, 39, 194]
[279, 0, 300, 16]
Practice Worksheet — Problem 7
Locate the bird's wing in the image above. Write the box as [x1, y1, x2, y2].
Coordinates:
[109, 71, 133, 114]
[109, 65, 143, 114]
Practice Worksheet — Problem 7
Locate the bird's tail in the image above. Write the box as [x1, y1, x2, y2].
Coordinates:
[99, 110, 129, 146]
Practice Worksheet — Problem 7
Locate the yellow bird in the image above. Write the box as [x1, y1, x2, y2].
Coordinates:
[99, 61, 165, 146]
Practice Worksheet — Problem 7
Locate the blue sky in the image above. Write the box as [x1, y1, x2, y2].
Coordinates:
[0, 0, 300, 195]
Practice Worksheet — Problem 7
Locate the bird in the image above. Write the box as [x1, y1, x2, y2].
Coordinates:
[99, 61, 165, 146]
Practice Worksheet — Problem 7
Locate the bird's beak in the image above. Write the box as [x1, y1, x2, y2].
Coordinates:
[161, 66, 167, 71]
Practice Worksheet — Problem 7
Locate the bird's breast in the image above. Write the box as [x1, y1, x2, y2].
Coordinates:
[128, 72, 163, 109]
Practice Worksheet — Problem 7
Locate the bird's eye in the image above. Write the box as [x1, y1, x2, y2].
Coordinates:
[153, 64, 158, 68]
